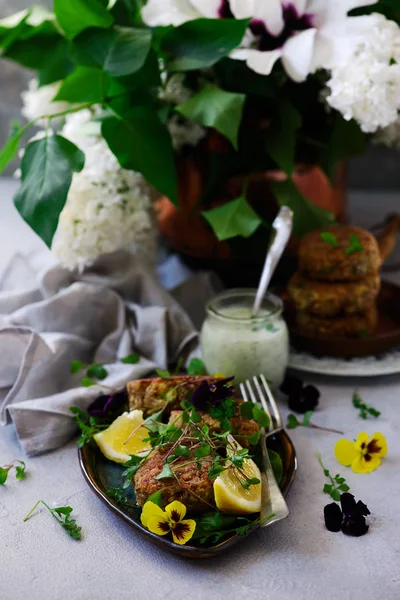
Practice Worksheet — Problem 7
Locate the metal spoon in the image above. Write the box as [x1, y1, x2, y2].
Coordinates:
[252, 206, 293, 317]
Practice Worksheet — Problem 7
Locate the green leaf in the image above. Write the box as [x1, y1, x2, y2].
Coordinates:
[202, 195, 262, 242]
[187, 358, 206, 376]
[194, 444, 211, 459]
[102, 105, 178, 204]
[15, 462, 26, 481]
[345, 234, 363, 256]
[161, 18, 249, 71]
[14, 135, 85, 247]
[155, 464, 174, 480]
[271, 179, 334, 238]
[331, 489, 341, 502]
[0, 124, 27, 175]
[155, 368, 171, 379]
[323, 483, 332, 495]
[303, 411, 313, 426]
[38, 39, 74, 86]
[54, 67, 109, 103]
[146, 490, 163, 507]
[320, 114, 367, 183]
[177, 84, 245, 149]
[87, 364, 108, 380]
[268, 449, 283, 484]
[173, 445, 191, 458]
[240, 402, 254, 421]
[70, 360, 86, 374]
[265, 99, 301, 176]
[54, 0, 114, 39]
[81, 377, 96, 387]
[252, 405, 270, 429]
[320, 231, 338, 248]
[247, 431, 261, 445]
[339, 484, 350, 492]
[121, 353, 140, 364]
[70, 26, 152, 77]
[286, 414, 299, 429]
[0, 466, 11, 485]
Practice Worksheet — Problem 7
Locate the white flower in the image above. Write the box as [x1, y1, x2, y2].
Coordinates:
[141, 0, 378, 82]
[326, 14, 400, 133]
[51, 110, 157, 270]
[21, 78, 68, 123]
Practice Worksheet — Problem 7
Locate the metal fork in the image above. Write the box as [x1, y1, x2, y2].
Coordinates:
[239, 374, 289, 528]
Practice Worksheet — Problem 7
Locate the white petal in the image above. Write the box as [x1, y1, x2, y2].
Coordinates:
[308, 0, 376, 26]
[231, 48, 282, 76]
[253, 0, 284, 37]
[282, 28, 316, 82]
[290, 0, 307, 15]
[189, 0, 220, 18]
[141, 0, 200, 26]
[229, 0, 255, 19]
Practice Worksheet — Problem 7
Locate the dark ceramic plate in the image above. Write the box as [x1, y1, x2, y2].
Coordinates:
[287, 281, 400, 359]
[79, 430, 297, 558]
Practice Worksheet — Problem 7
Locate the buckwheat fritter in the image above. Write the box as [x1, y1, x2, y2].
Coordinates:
[288, 271, 381, 317]
[134, 447, 215, 513]
[298, 226, 381, 281]
[296, 305, 378, 339]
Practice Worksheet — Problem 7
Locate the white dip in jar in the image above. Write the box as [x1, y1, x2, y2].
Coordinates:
[200, 289, 289, 389]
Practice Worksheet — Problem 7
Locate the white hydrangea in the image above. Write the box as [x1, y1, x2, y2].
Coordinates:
[51, 109, 157, 271]
[325, 14, 400, 133]
[375, 116, 400, 149]
[21, 78, 69, 123]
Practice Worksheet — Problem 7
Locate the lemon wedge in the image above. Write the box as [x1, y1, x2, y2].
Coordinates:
[93, 410, 151, 464]
[213, 440, 262, 515]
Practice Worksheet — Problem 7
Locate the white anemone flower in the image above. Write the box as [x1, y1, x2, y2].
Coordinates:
[21, 78, 68, 124]
[142, 0, 378, 82]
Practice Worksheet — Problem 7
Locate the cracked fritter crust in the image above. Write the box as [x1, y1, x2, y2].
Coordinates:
[288, 272, 381, 317]
[298, 226, 381, 281]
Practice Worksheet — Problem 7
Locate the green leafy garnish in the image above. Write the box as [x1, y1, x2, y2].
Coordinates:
[122, 455, 144, 489]
[192, 511, 275, 545]
[187, 358, 207, 376]
[69, 406, 107, 447]
[81, 377, 96, 387]
[239, 402, 270, 429]
[121, 354, 140, 364]
[320, 232, 338, 247]
[352, 392, 380, 420]
[156, 464, 174, 480]
[86, 364, 108, 380]
[156, 368, 171, 379]
[70, 360, 86, 374]
[317, 453, 350, 501]
[268, 449, 283, 484]
[70, 360, 109, 386]
[24, 500, 82, 540]
[286, 412, 343, 434]
[345, 234, 363, 255]
[106, 487, 138, 508]
[0, 460, 26, 484]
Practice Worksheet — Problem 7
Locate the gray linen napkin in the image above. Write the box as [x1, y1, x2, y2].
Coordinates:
[0, 251, 220, 455]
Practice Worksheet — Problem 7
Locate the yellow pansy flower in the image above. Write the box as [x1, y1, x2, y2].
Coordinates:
[334, 432, 388, 474]
[140, 500, 196, 545]
[214, 372, 226, 379]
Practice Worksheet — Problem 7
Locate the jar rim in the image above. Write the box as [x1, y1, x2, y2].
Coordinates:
[206, 288, 283, 322]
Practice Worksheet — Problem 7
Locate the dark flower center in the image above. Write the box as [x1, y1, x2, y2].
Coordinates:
[250, 3, 314, 51]
[159, 521, 171, 533]
[170, 510, 181, 523]
[173, 521, 191, 541]
[367, 439, 381, 454]
[218, 0, 234, 18]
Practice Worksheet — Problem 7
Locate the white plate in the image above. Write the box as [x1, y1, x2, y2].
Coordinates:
[289, 347, 400, 377]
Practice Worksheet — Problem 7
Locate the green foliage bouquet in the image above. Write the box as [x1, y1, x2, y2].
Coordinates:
[1, 0, 400, 265]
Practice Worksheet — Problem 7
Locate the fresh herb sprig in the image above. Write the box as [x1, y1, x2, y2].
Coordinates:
[320, 232, 338, 247]
[0, 460, 26, 484]
[187, 358, 207, 376]
[24, 500, 82, 540]
[345, 234, 363, 255]
[106, 487, 138, 508]
[317, 453, 350, 501]
[193, 511, 275, 545]
[70, 353, 140, 387]
[352, 392, 380, 420]
[287, 411, 343, 434]
[69, 406, 107, 448]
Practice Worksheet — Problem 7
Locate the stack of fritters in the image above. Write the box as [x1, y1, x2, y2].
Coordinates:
[288, 225, 382, 339]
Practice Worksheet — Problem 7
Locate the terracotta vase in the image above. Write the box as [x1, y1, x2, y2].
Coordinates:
[156, 144, 347, 287]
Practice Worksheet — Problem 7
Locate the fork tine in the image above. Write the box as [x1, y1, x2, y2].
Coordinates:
[245, 379, 258, 405]
[259, 374, 282, 429]
[239, 382, 248, 403]
[252, 376, 272, 430]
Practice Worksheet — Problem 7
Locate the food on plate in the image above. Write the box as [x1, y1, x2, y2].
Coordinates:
[296, 305, 378, 339]
[288, 224, 389, 340]
[288, 272, 381, 318]
[127, 375, 223, 415]
[298, 225, 381, 282]
[92, 374, 273, 545]
[93, 410, 151, 463]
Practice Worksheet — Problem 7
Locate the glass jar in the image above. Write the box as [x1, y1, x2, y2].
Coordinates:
[200, 289, 289, 389]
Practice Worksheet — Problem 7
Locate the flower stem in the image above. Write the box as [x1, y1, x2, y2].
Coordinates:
[23, 499, 43, 521]
[309, 424, 344, 435]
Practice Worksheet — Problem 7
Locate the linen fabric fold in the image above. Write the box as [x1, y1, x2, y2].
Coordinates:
[0, 251, 213, 455]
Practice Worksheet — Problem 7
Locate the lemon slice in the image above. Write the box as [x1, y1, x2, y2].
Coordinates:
[93, 410, 151, 464]
[213, 440, 262, 515]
